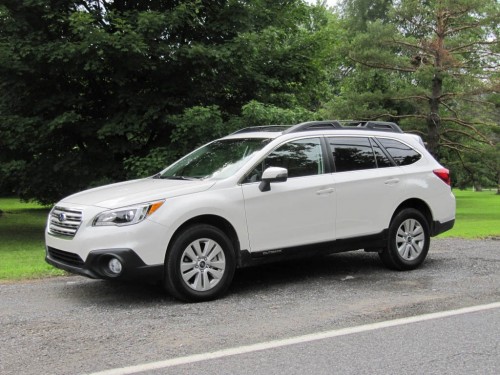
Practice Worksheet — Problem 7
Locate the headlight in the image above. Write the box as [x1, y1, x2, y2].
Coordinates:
[93, 201, 164, 227]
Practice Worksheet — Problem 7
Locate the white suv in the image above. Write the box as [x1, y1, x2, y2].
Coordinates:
[45, 121, 455, 301]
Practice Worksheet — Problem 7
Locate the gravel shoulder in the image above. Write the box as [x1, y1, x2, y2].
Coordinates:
[1, 238, 499, 375]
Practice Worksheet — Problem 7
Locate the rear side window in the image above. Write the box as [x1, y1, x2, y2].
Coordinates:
[328, 137, 376, 172]
[378, 138, 421, 166]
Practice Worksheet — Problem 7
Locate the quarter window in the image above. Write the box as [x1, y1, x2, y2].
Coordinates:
[378, 138, 421, 166]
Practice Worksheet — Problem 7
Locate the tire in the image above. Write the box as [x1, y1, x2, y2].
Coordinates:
[164, 224, 236, 302]
[379, 208, 430, 271]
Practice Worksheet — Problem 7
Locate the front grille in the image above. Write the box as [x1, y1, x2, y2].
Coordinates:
[47, 247, 84, 267]
[48, 206, 83, 238]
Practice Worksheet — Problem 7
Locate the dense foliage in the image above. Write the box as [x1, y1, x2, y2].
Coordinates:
[328, 0, 499, 190]
[0, 0, 498, 203]
[0, 0, 333, 203]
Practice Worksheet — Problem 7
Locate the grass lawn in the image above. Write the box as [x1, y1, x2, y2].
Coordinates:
[0, 190, 498, 281]
[439, 189, 500, 239]
[0, 198, 65, 280]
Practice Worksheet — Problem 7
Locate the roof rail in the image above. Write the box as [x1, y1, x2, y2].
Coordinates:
[284, 120, 403, 134]
[341, 121, 403, 133]
[283, 121, 343, 134]
[231, 125, 292, 135]
[231, 120, 403, 136]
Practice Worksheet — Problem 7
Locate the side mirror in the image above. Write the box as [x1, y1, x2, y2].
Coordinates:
[259, 167, 288, 192]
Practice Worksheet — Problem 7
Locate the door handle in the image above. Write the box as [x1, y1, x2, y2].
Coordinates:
[384, 178, 400, 185]
[316, 188, 335, 195]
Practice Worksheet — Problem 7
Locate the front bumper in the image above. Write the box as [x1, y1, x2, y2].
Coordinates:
[45, 247, 163, 281]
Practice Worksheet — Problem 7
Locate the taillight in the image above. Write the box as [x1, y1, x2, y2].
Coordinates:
[433, 168, 451, 186]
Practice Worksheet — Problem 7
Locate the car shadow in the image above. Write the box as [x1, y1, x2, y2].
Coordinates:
[231, 251, 384, 292]
[59, 277, 174, 306]
[60, 250, 390, 306]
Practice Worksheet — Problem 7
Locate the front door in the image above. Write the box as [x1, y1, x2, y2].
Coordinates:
[241, 137, 336, 252]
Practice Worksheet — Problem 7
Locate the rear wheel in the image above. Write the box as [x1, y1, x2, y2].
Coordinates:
[164, 224, 236, 302]
[379, 208, 430, 271]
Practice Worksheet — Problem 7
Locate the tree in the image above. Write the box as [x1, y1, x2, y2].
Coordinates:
[329, 0, 499, 161]
[0, 0, 335, 203]
[340, 0, 393, 31]
[124, 100, 318, 178]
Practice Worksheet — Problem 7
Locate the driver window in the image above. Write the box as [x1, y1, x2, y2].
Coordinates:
[244, 138, 324, 183]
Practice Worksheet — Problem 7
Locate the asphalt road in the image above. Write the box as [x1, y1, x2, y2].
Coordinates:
[120, 305, 500, 375]
[1, 238, 499, 375]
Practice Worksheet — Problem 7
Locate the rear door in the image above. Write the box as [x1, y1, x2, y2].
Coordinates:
[328, 136, 403, 238]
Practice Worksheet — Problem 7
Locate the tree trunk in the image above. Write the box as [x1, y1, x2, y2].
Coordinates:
[427, 10, 446, 162]
[427, 74, 442, 161]
[497, 172, 500, 195]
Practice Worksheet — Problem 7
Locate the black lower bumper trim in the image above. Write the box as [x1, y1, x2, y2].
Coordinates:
[431, 219, 455, 236]
[46, 248, 163, 282]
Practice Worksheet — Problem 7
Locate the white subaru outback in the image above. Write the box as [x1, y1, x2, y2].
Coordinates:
[45, 121, 455, 302]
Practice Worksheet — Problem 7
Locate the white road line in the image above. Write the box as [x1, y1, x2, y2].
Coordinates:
[88, 302, 500, 375]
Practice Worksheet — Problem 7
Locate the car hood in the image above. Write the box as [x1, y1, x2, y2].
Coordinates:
[60, 178, 216, 209]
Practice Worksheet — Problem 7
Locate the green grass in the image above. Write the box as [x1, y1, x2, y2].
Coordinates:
[439, 190, 500, 239]
[0, 190, 498, 280]
[0, 198, 65, 280]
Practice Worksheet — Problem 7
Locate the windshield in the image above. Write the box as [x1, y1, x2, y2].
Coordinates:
[159, 138, 271, 180]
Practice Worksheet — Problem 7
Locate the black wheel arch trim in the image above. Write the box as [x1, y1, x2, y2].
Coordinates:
[166, 214, 241, 264]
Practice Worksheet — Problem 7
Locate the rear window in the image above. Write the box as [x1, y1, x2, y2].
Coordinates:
[378, 138, 421, 166]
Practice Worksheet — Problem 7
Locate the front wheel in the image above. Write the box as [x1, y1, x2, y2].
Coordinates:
[379, 208, 430, 271]
[164, 224, 236, 302]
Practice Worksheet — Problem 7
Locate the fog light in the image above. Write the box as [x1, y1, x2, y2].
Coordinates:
[108, 258, 123, 275]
